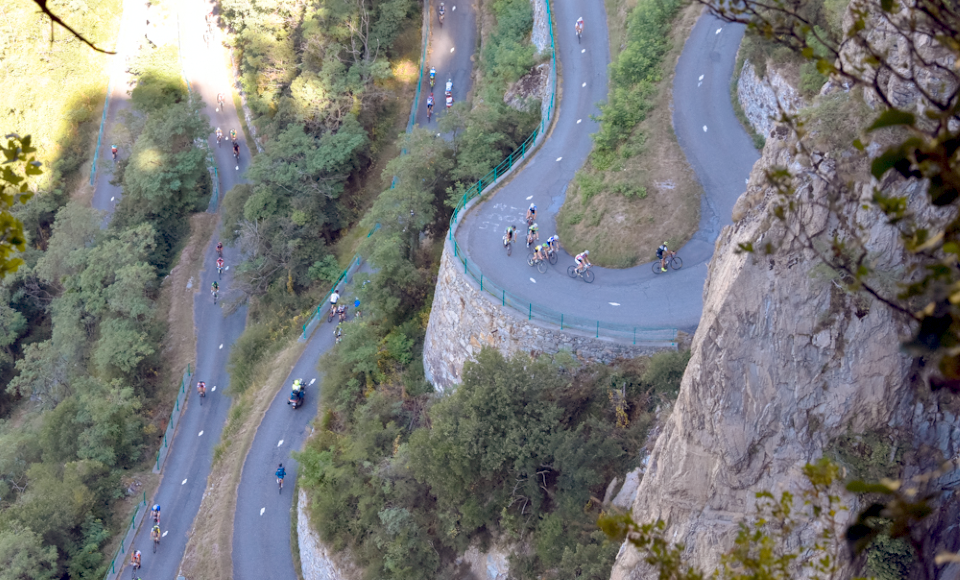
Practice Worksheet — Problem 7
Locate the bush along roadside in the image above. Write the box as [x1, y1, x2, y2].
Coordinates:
[556, 0, 701, 268]
[299, 335, 691, 580]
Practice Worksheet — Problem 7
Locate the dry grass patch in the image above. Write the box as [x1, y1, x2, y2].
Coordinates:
[179, 336, 306, 580]
[556, 2, 702, 268]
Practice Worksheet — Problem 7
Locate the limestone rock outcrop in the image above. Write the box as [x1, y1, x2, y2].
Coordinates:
[736, 59, 805, 139]
[609, 123, 960, 578]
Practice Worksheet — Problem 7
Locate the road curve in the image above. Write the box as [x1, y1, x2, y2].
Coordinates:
[110, 0, 253, 577]
[456, 7, 759, 333]
[231, 1, 477, 575]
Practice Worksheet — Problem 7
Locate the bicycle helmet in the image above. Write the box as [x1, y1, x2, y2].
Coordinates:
[529, 203, 536, 209]
[663, 242, 668, 246]
[584, 250, 590, 255]
[531, 223, 538, 230]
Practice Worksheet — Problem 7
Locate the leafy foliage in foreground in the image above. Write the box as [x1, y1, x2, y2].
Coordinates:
[300, 340, 688, 580]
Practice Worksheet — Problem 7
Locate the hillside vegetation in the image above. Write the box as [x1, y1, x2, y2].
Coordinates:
[0, 17, 213, 577]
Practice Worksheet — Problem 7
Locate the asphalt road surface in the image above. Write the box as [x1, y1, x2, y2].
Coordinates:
[232, 267, 371, 580]
[103, 0, 253, 577]
[230, 0, 477, 575]
[456, 8, 759, 333]
[415, 0, 477, 128]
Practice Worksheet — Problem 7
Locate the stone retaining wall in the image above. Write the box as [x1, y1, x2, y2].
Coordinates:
[423, 240, 671, 390]
[736, 59, 804, 139]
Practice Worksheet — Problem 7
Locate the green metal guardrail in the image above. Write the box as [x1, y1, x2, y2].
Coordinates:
[103, 364, 191, 580]
[446, 0, 678, 345]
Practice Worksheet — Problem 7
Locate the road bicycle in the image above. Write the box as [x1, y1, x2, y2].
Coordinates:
[503, 233, 514, 256]
[218, 264, 224, 279]
[427, 104, 433, 122]
[576, 23, 583, 43]
[151, 530, 160, 553]
[566, 264, 595, 283]
[651, 254, 683, 274]
[526, 252, 548, 274]
[216, 131, 222, 147]
[197, 383, 206, 405]
[545, 245, 559, 265]
[233, 146, 240, 168]
[212, 289, 219, 305]
[328, 304, 338, 323]
[277, 476, 284, 494]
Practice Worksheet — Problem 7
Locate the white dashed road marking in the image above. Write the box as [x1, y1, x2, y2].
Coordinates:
[111, 196, 115, 201]
[716, 28, 722, 34]
[556, 157, 562, 162]
[212, 385, 217, 392]
[260, 508, 266, 516]
[198, 431, 204, 437]
[450, 47, 455, 53]
[609, 302, 621, 306]
[182, 479, 188, 485]
[577, 119, 582, 124]
[699, 75, 704, 80]
[162, 531, 168, 538]
[581, 49, 585, 53]
[703, 126, 708, 132]
[582, 82, 586, 87]
[530, 278, 537, 283]
[278, 439, 284, 447]
[526, 195, 533, 200]
[219, 344, 223, 349]
[452, 5, 456, 9]
[309, 378, 316, 385]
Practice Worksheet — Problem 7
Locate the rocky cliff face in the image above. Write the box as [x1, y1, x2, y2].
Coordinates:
[609, 120, 960, 578]
[736, 60, 804, 138]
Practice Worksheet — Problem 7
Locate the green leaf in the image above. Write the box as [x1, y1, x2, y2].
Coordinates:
[868, 110, 916, 131]
[880, 0, 894, 11]
[846, 480, 896, 495]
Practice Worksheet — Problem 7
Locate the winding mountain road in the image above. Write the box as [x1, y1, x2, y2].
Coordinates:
[93, 0, 253, 577]
[456, 8, 759, 333]
[230, 1, 477, 575]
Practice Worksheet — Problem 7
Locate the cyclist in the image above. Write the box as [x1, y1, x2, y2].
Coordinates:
[334, 323, 343, 344]
[216, 257, 225, 274]
[429, 66, 436, 87]
[329, 290, 340, 317]
[575, 250, 591, 274]
[216, 241, 223, 256]
[110, 144, 118, 161]
[575, 17, 584, 37]
[657, 242, 675, 272]
[232, 141, 240, 160]
[354, 298, 361, 319]
[131, 549, 142, 569]
[151, 524, 161, 546]
[215, 127, 223, 145]
[546, 234, 560, 254]
[526, 222, 539, 247]
[438, 2, 445, 22]
[217, 92, 225, 111]
[276, 463, 286, 488]
[197, 381, 206, 396]
[533, 243, 548, 263]
[230, 128, 237, 142]
[526, 203, 537, 222]
[426, 93, 434, 119]
[151, 504, 160, 523]
[211, 280, 219, 295]
[504, 225, 517, 245]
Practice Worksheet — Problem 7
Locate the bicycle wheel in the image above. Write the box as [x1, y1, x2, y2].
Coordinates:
[567, 265, 577, 278]
[327, 310, 335, 323]
[670, 256, 683, 270]
[505, 241, 512, 256]
[651, 261, 663, 274]
[548, 250, 558, 265]
[583, 268, 595, 283]
[526, 253, 536, 266]
[537, 260, 547, 274]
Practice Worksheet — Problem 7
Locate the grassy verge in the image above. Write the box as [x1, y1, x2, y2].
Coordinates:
[556, 0, 701, 268]
[2, 0, 122, 189]
[179, 334, 307, 580]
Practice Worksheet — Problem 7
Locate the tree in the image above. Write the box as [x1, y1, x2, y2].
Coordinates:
[0, 135, 42, 279]
[0, 527, 58, 580]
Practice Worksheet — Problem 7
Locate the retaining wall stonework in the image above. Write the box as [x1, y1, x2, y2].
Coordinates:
[423, 240, 669, 390]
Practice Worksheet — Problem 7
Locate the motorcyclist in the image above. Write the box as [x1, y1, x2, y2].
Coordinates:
[288, 379, 304, 407]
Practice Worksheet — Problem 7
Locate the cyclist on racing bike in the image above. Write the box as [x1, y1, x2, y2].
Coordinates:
[329, 290, 340, 318]
[230, 129, 237, 142]
[217, 92, 225, 111]
[197, 381, 206, 396]
[151, 504, 160, 523]
[504, 225, 517, 244]
[232, 141, 240, 159]
[131, 549, 142, 569]
[546, 234, 560, 254]
[657, 242, 675, 272]
[111, 144, 118, 161]
[216, 257, 225, 272]
[575, 250, 591, 274]
[215, 127, 223, 144]
[526, 222, 539, 247]
[526, 203, 537, 221]
[426, 93, 434, 118]
[533, 243, 548, 263]
[576, 17, 584, 36]
[211, 281, 219, 295]
[276, 463, 286, 485]
[216, 241, 223, 256]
